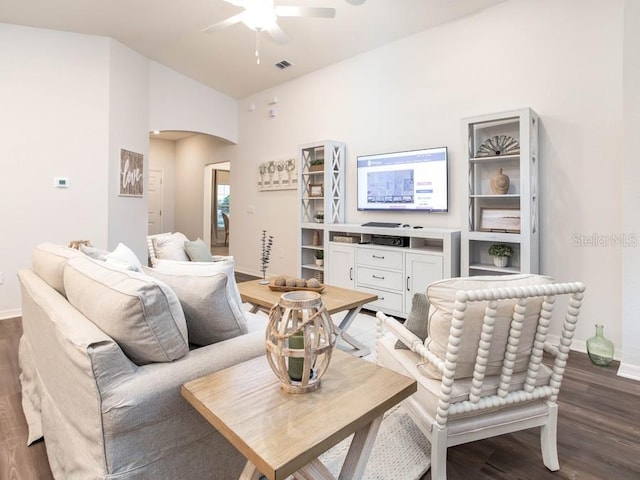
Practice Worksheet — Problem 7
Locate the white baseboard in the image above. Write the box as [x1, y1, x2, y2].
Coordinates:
[0, 309, 21, 320]
[617, 362, 640, 381]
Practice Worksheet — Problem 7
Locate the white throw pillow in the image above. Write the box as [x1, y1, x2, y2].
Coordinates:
[63, 256, 189, 365]
[423, 274, 553, 379]
[104, 242, 143, 271]
[152, 232, 190, 262]
[144, 267, 248, 346]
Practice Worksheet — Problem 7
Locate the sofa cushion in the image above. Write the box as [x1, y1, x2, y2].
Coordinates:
[63, 256, 189, 365]
[395, 292, 430, 350]
[153, 232, 190, 262]
[144, 267, 248, 346]
[184, 238, 214, 262]
[31, 243, 83, 297]
[151, 257, 244, 312]
[423, 274, 553, 379]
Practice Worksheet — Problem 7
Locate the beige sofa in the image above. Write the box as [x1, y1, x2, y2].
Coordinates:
[19, 243, 267, 479]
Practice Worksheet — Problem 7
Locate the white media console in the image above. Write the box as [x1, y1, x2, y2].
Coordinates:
[323, 224, 460, 319]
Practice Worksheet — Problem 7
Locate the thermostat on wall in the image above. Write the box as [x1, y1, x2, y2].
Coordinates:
[54, 177, 70, 188]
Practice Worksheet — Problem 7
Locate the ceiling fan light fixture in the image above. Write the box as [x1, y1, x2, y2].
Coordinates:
[241, 6, 277, 31]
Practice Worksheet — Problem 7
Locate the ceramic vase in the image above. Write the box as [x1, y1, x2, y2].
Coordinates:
[586, 324, 614, 367]
[490, 168, 510, 194]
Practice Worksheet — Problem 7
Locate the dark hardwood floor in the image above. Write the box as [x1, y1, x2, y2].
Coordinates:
[2, 315, 639, 480]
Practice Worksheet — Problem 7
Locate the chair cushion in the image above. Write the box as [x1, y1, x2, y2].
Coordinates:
[31, 243, 83, 297]
[143, 267, 248, 346]
[184, 238, 214, 262]
[395, 292, 430, 350]
[153, 232, 190, 262]
[378, 332, 552, 420]
[63, 256, 189, 365]
[423, 274, 553, 379]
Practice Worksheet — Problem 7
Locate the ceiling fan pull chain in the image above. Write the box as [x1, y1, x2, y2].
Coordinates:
[255, 30, 260, 65]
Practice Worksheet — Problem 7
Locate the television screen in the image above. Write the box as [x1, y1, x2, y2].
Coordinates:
[357, 146, 448, 212]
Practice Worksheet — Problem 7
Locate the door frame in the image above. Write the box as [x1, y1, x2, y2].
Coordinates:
[203, 162, 230, 249]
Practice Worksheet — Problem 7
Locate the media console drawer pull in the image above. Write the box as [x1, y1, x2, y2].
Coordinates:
[372, 255, 385, 260]
[372, 275, 385, 280]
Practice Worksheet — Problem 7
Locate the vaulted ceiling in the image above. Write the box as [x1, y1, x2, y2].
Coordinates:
[1, 0, 506, 99]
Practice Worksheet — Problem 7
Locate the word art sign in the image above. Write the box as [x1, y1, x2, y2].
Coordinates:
[120, 149, 144, 197]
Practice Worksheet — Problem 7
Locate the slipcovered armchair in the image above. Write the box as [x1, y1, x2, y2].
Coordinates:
[376, 275, 585, 480]
[147, 232, 228, 267]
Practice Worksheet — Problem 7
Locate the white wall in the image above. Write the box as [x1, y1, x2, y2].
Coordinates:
[228, 0, 628, 357]
[149, 62, 238, 143]
[149, 139, 178, 232]
[620, 0, 640, 379]
[0, 24, 111, 317]
[107, 41, 150, 260]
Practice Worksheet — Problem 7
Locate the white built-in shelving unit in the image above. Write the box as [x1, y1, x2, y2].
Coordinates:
[298, 140, 345, 283]
[461, 108, 539, 276]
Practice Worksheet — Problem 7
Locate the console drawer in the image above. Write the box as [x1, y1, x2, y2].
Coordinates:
[356, 285, 404, 313]
[356, 248, 403, 270]
[356, 267, 403, 291]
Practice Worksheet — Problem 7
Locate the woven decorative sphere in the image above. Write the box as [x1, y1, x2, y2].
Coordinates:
[265, 291, 336, 393]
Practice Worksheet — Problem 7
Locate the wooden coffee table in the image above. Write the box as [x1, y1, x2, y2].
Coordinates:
[238, 280, 378, 357]
[181, 350, 417, 480]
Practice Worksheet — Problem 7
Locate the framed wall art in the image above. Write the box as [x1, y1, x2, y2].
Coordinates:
[479, 207, 521, 233]
[119, 149, 144, 197]
[258, 158, 298, 191]
[308, 184, 324, 197]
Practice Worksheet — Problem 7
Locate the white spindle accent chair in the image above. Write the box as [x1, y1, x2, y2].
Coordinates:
[376, 275, 585, 480]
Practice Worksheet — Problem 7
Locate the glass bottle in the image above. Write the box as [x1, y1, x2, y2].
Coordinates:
[586, 324, 614, 367]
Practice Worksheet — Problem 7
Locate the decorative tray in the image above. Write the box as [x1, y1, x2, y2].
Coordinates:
[267, 285, 325, 293]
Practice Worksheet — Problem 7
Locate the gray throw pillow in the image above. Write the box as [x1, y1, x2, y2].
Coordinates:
[184, 238, 214, 262]
[395, 293, 430, 350]
[143, 267, 248, 346]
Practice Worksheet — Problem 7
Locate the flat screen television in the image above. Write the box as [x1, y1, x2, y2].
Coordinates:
[356, 146, 448, 212]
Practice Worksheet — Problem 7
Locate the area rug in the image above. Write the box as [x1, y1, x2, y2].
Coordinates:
[317, 403, 431, 480]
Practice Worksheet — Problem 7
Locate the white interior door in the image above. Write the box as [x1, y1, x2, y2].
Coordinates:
[148, 169, 164, 235]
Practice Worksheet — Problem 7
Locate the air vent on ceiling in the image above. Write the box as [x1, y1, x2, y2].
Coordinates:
[275, 60, 293, 70]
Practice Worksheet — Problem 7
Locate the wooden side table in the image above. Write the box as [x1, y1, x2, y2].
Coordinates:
[182, 350, 416, 480]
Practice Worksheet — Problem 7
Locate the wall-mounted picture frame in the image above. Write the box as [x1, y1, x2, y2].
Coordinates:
[479, 207, 521, 233]
[119, 149, 144, 197]
[308, 184, 324, 197]
[258, 158, 298, 191]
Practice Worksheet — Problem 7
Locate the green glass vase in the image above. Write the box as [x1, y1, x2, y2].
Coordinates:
[586, 324, 614, 367]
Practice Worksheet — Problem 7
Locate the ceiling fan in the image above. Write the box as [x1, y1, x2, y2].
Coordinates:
[203, 0, 336, 45]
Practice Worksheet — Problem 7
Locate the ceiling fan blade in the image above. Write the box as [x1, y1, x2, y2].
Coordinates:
[266, 23, 289, 44]
[202, 12, 247, 33]
[274, 6, 336, 18]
